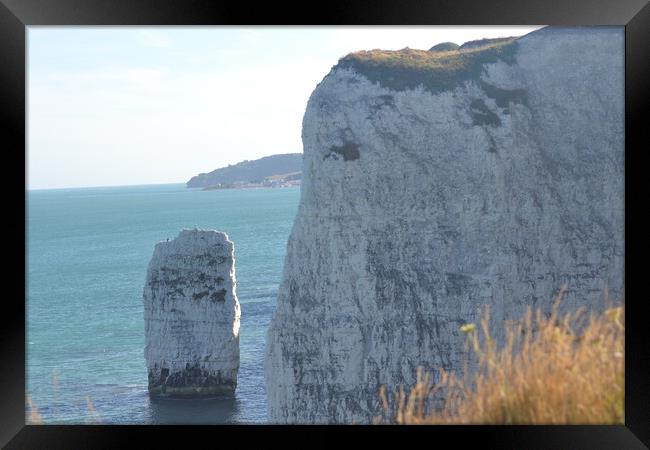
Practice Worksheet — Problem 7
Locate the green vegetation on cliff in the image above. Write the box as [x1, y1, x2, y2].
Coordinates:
[428, 42, 459, 52]
[336, 37, 519, 95]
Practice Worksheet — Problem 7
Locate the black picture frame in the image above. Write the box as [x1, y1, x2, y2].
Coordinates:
[2, 0, 648, 448]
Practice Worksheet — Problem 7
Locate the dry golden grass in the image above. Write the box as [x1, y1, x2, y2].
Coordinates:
[26, 395, 43, 424]
[377, 287, 624, 425]
[85, 395, 102, 424]
[26, 370, 103, 424]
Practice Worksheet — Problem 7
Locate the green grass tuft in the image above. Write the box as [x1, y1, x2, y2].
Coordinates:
[429, 42, 460, 52]
[336, 38, 519, 95]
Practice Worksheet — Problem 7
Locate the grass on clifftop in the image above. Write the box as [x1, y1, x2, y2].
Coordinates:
[376, 286, 625, 425]
[429, 42, 460, 52]
[336, 38, 518, 95]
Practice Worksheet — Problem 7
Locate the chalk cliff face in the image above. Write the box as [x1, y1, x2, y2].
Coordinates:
[265, 27, 624, 423]
[144, 229, 240, 397]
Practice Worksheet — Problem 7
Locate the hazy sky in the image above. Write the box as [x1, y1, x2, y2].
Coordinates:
[28, 26, 543, 190]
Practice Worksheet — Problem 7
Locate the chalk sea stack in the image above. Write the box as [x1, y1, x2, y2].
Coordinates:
[265, 27, 624, 423]
[144, 229, 240, 397]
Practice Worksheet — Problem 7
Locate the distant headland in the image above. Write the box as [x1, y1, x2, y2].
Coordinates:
[186, 153, 302, 190]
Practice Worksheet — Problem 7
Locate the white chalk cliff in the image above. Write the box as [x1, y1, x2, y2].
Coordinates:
[144, 229, 240, 397]
[265, 27, 624, 423]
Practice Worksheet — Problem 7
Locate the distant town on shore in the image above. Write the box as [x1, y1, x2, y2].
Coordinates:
[186, 153, 302, 190]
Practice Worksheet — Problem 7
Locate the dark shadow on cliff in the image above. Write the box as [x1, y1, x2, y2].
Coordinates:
[147, 396, 241, 424]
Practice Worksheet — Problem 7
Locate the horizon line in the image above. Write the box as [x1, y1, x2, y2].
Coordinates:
[26, 151, 305, 191]
[26, 181, 188, 192]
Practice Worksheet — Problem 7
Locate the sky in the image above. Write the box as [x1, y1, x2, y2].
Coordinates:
[27, 26, 543, 190]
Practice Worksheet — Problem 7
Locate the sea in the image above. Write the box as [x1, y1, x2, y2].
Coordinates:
[26, 183, 300, 424]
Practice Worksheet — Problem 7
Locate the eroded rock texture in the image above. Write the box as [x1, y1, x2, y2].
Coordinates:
[265, 27, 624, 423]
[144, 229, 240, 397]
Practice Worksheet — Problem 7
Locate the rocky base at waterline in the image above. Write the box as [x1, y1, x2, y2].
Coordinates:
[143, 229, 241, 397]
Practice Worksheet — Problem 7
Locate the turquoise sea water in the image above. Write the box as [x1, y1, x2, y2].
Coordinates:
[26, 183, 300, 424]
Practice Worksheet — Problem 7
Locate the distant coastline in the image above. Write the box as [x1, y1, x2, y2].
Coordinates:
[203, 182, 300, 191]
[202, 171, 301, 191]
[186, 153, 302, 189]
